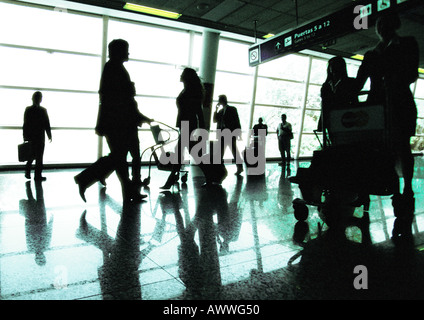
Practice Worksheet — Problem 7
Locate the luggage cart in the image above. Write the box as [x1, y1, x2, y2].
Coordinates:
[140, 121, 188, 186]
[290, 101, 399, 227]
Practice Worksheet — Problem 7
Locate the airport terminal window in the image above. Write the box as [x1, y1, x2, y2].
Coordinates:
[0, 2, 103, 54]
[126, 60, 184, 98]
[255, 78, 305, 108]
[416, 78, 424, 98]
[309, 58, 328, 85]
[0, 2, 102, 166]
[252, 105, 296, 159]
[1, 0, 422, 167]
[217, 39, 255, 75]
[413, 77, 424, 153]
[0, 47, 100, 92]
[0, 89, 98, 129]
[213, 71, 253, 105]
[108, 19, 190, 65]
[258, 54, 309, 82]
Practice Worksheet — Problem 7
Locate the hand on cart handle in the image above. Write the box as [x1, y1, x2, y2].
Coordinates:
[138, 112, 154, 126]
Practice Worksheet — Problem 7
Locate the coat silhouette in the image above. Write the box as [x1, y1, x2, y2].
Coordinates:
[160, 67, 205, 190]
[213, 94, 243, 175]
[23, 91, 52, 180]
[213, 104, 241, 131]
[75, 39, 151, 203]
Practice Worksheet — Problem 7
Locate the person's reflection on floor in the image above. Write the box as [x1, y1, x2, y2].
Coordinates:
[217, 176, 243, 254]
[158, 190, 203, 298]
[19, 181, 53, 266]
[77, 204, 142, 299]
[278, 169, 294, 215]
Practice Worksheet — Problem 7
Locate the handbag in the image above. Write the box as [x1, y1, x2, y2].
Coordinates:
[18, 141, 33, 162]
[288, 130, 294, 140]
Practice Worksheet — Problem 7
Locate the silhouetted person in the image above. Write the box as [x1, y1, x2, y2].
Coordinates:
[159, 191, 203, 297]
[276, 114, 292, 167]
[320, 57, 369, 209]
[213, 94, 243, 175]
[252, 117, 268, 157]
[23, 91, 52, 181]
[20, 181, 53, 266]
[160, 67, 205, 189]
[252, 117, 268, 137]
[356, 14, 419, 238]
[75, 39, 151, 202]
[319, 56, 358, 138]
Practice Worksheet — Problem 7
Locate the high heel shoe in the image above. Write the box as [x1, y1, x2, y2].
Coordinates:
[74, 176, 87, 203]
[160, 172, 179, 190]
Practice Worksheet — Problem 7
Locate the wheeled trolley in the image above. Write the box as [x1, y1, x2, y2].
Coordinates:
[140, 121, 188, 186]
[290, 102, 399, 227]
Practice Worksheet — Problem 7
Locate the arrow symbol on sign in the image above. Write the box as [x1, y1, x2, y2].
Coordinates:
[275, 42, 282, 50]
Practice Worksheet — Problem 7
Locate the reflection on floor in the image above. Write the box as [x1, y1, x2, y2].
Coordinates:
[1, 158, 424, 300]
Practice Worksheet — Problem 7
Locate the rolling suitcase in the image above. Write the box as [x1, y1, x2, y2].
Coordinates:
[74, 155, 115, 189]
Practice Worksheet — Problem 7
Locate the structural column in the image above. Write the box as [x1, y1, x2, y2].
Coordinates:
[199, 30, 220, 131]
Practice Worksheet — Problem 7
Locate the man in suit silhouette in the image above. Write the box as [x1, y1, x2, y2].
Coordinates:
[74, 39, 151, 202]
[23, 91, 52, 181]
[213, 95, 243, 175]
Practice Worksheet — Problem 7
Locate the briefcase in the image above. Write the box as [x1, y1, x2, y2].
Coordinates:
[18, 142, 33, 162]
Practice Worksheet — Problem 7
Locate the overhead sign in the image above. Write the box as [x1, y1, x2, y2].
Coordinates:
[249, 0, 421, 66]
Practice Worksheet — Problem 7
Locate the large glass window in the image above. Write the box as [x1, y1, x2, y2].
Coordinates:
[412, 78, 424, 153]
[1, 0, 423, 167]
[210, 39, 255, 161]
[0, 2, 103, 167]
[0, 47, 101, 91]
[108, 19, 190, 65]
[255, 54, 309, 159]
[0, 2, 103, 54]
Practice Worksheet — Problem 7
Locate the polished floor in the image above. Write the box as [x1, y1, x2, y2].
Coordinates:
[1, 158, 424, 301]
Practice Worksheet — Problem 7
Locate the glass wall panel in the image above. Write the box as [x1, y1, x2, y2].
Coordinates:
[0, 89, 98, 128]
[309, 58, 327, 85]
[6, 0, 422, 166]
[44, 129, 98, 164]
[108, 19, 190, 65]
[136, 96, 178, 129]
[0, 88, 31, 127]
[416, 118, 424, 136]
[416, 99, 424, 118]
[126, 61, 184, 97]
[39, 92, 99, 128]
[44, 130, 98, 164]
[0, 129, 23, 165]
[0, 128, 98, 167]
[306, 84, 322, 109]
[411, 136, 424, 153]
[252, 105, 300, 159]
[191, 33, 203, 69]
[253, 106, 300, 134]
[415, 78, 424, 98]
[298, 133, 322, 158]
[255, 78, 304, 107]
[261, 133, 281, 158]
[0, 46, 101, 91]
[213, 71, 253, 104]
[258, 54, 309, 82]
[0, 2, 102, 54]
[217, 39, 254, 74]
[303, 109, 321, 133]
